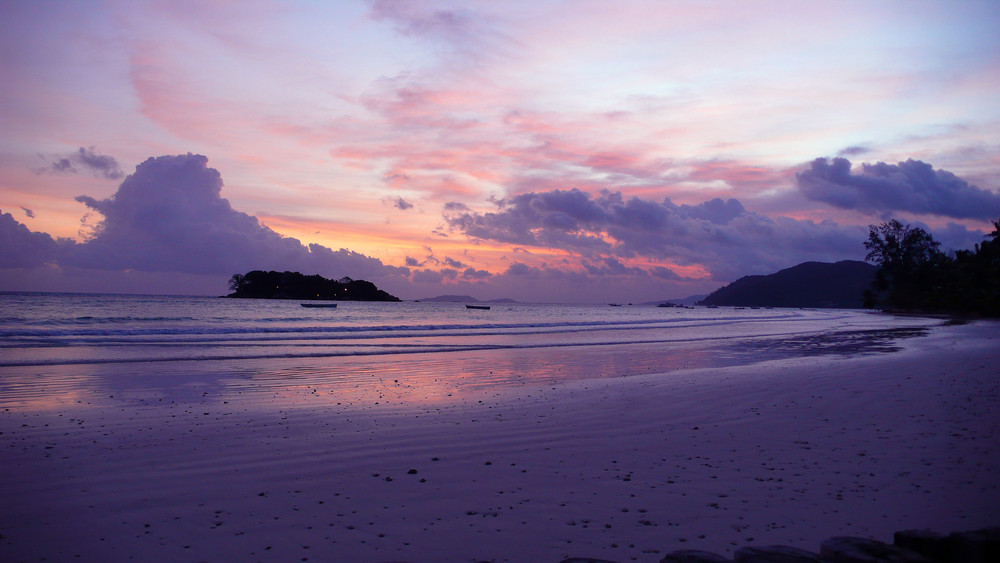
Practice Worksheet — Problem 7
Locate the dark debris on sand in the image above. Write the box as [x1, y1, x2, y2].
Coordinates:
[486, 526, 1000, 563]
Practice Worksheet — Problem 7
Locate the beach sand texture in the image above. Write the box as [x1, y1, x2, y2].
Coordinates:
[2, 320, 998, 562]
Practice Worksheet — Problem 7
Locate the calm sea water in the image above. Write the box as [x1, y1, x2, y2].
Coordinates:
[0, 292, 938, 408]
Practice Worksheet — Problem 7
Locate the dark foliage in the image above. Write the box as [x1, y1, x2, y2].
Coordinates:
[863, 219, 948, 309]
[864, 219, 1000, 316]
[226, 270, 400, 302]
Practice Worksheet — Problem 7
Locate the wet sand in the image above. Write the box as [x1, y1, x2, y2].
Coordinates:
[2, 320, 999, 562]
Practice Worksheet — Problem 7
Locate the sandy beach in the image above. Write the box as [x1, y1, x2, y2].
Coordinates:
[2, 319, 999, 562]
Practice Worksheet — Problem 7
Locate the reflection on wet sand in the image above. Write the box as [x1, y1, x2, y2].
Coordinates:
[3, 324, 934, 415]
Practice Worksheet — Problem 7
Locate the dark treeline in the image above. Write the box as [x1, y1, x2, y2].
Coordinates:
[864, 219, 1000, 316]
[227, 270, 400, 302]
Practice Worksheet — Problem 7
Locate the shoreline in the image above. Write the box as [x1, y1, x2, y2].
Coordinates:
[2, 320, 998, 562]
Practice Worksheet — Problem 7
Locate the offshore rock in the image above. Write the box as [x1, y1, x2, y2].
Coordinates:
[735, 544, 824, 562]
[226, 270, 400, 301]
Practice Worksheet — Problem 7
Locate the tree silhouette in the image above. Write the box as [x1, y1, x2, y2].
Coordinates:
[864, 218, 999, 316]
[864, 220, 946, 309]
[228, 273, 246, 293]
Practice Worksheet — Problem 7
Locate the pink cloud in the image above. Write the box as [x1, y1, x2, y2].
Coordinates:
[360, 79, 487, 130]
[685, 160, 795, 194]
[128, 45, 237, 144]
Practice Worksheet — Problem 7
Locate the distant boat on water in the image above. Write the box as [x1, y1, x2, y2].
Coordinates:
[465, 304, 491, 310]
[301, 303, 338, 308]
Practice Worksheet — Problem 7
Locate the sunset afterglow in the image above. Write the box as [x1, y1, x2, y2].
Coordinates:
[2, 0, 998, 302]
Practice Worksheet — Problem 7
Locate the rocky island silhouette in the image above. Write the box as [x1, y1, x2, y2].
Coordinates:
[226, 270, 400, 301]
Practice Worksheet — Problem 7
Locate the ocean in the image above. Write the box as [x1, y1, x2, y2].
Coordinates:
[0, 292, 938, 409]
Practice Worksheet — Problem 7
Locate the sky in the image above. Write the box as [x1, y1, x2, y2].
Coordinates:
[2, 0, 999, 303]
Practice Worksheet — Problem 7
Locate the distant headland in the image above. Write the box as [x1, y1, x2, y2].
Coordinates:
[226, 270, 400, 301]
[698, 260, 876, 309]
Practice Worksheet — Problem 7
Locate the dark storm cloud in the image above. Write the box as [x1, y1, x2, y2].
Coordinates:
[444, 188, 866, 280]
[37, 154, 407, 283]
[796, 157, 1000, 220]
[39, 147, 124, 180]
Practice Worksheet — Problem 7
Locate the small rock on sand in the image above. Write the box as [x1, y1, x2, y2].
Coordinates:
[893, 529, 948, 562]
[735, 545, 824, 562]
[659, 550, 728, 562]
[820, 536, 929, 562]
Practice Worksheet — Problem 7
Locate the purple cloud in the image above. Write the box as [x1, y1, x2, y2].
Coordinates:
[837, 146, 871, 157]
[6, 152, 993, 302]
[445, 189, 613, 252]
[796, 157, 1000, 220]
[0, 211, 65, 268]
[462, 267, 492, 280]
[6, 154, 410, 289]
[445, 188, 868, 280]
[39, 147, 124, 180]
[909, 220, 988, 254]
[369, 0, 475, 41]
[678, 197, 747, 225]
[367, 0, 509, 63]
[411, 267, 457, 284]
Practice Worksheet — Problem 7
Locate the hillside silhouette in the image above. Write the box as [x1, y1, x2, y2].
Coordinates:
[699, 261, 876, 308]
